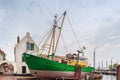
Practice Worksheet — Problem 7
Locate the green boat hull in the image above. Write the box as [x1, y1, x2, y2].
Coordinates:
[23, 53, 94, 78]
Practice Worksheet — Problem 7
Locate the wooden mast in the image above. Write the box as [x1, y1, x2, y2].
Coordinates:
[48, 15, 57, 56]
[54, 11, 66, 54]
[48, 11, 66, 60]
[39, 12, 66, 60]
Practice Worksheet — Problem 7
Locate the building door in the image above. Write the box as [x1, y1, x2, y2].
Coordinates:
[22, 66, 26, 73]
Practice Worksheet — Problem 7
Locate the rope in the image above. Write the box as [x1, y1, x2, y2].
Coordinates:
[39, 28, 52, 54]
[37, 27, 52, 46]
[66, 15, 81, 51]
[57, 14, 63, 22]
[61, 34, 69, 53]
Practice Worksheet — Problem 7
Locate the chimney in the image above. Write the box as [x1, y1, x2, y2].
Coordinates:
[17, 36, 20, 43]
[26, 32, 30, 36]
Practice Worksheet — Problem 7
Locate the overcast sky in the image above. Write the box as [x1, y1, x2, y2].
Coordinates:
[0, 0, 120, 68]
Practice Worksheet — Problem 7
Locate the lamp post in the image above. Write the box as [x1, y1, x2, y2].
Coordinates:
[98, 62, 100, 70]
[106, 60, 108, 70]
[93, 47, 97, 72]
[102, 60, 103, 70]
[111, 58, 113, 72]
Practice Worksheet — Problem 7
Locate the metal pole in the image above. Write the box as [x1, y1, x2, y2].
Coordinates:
[102, 60, 103, 70]
[101, 60, 103, 70]
[93, 47, 97, 72]
[111, 58, 113, 73]
[93, 49, 95, 70]
[98, 62, 100, 70]
[106, 60, 108, 70]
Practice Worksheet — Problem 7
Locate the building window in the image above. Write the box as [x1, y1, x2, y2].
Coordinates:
[0, 54, 3, 60]
[22, 56, 25, 62]
[26, 42, 34, 50]
[22, 66, 26, 73]
[31, 43, 34, 50]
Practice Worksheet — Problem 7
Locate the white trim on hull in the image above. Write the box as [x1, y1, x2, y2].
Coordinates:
[30, 70, 88, 79]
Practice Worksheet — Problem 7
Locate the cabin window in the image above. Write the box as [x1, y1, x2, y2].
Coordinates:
[26, 42, 34, 50]
[22, 66, 26, 73]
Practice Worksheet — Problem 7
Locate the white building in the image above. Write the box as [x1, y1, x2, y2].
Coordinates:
[14, 32, 39, 74]
[0, 49, 14, 74]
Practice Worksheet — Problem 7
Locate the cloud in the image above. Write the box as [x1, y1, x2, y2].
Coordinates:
[0, 0, 120, 63]
[94, 18, 120, 46]
[97, 43, 120, 59]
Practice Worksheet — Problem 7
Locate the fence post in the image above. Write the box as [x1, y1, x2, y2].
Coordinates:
[74, 65, 81, 80]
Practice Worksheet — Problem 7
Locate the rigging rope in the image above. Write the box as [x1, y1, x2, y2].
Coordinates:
[38, 12, 66, 56]
[66, 15, 82, 51]
[38, 28, 52, 54]
[37, 27, 52, 46]
[61, 34, 69, 53]
[57, 13, 64, 22]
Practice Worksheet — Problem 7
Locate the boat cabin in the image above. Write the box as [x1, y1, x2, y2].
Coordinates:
[66, 53, 88, 67]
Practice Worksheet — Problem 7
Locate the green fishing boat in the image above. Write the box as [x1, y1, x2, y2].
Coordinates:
[23, 11, 94, 79]
[23, 53, 94, 78]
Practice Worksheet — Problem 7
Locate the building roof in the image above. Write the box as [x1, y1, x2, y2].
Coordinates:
[0, 49, 6, 56]
[0, 49, 6, 60]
